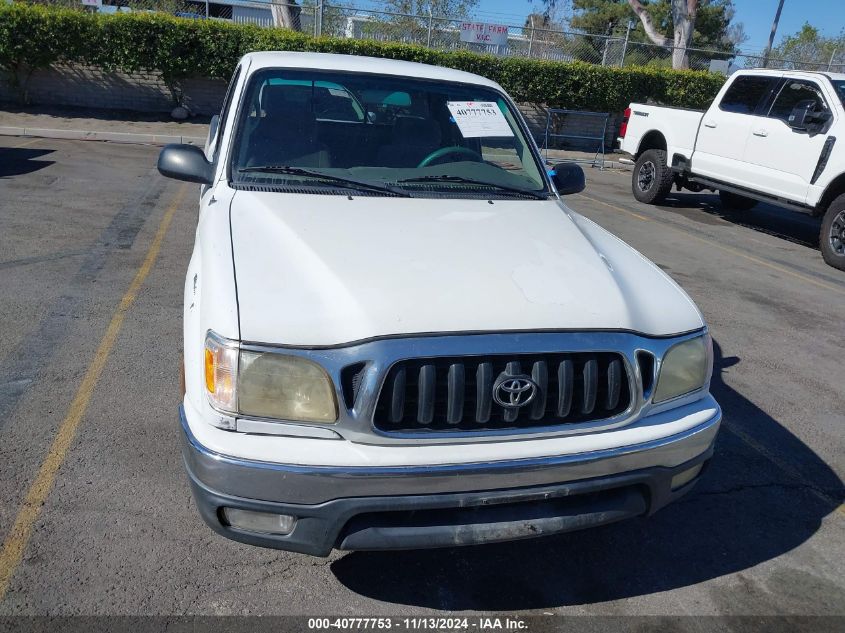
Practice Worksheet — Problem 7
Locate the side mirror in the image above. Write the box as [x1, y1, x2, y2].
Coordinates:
[808, 108, 831, 130]
[788, 99, 829, 132]
[157, 143, 214, 185]
[550, 163, 586, 195]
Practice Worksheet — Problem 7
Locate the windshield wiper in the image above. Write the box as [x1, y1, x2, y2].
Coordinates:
[395, 175, 547, 199]
[239, 165, 410, 197]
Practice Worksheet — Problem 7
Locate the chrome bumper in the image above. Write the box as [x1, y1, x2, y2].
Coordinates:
[180, 403, 721, 556]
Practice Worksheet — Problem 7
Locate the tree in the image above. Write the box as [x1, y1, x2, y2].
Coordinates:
[545, 0, 742, 69]
[366, 0, 479, 47]
[270, 0, 302, 31]
[523, 8, 575, 60]
[771, 24, 845, 70]
[379, 0, 479, 19]
[629, 0, 697, 69]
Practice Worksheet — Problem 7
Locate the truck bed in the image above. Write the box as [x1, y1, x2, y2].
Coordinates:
[619, 103, 703, 163]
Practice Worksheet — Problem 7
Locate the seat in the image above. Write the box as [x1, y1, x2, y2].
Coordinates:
[313, 86, 361, 122]
[375, 116, 442, 168]
[246, 84, 330, 168]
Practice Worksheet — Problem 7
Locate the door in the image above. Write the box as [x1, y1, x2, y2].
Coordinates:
[692, 74, 781, 184]
[743, 78, 835, 204]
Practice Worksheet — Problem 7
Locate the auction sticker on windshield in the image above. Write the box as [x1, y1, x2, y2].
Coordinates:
[447, 101, 514, 138]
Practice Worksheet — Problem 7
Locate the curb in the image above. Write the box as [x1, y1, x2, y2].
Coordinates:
[591, 160, 632, 171]
[0, 126, 205, 146]
[543, 154, 633, 171]
[546, 159, 632, 171]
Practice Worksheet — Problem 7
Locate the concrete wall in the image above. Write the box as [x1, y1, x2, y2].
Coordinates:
[0, 64, 228, 116]
[0, 63, 623, 149]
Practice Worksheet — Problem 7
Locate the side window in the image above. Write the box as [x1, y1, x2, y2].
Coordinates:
[833, 80, 845, 108]
[767, 79, 828, 123]
[719, 76, 778, 114]
[214, 65, 242, 156]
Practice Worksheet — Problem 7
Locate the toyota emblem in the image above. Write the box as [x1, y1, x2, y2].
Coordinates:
[493, 374, 539, 409]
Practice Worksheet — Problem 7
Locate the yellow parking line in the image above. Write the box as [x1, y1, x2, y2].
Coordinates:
[576, 193, 648, 220]
[0, 183, 188, 602]
[575, 193, 845, 298]
[575, 194, 653, 222]
[4, 137, 41, 150]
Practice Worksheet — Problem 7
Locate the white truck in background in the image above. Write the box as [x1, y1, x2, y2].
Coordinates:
[618, 68, 845, 271]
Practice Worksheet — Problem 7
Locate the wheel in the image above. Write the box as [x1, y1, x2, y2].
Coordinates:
[820, 194, 845, 271]
[632, 149, 673, 204]
[719, 190, 758, 211]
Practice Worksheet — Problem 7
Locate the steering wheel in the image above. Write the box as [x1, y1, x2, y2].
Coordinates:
[417, 146, 484, 168]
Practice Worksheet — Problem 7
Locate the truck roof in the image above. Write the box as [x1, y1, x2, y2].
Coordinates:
[240, 51, 503, 90]
[735, 67, 845, 82]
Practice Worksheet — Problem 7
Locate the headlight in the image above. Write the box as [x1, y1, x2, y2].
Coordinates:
[238, 351, 338, 423]
[204, 332, 238, 413]
[203, 333, 338, 423]
[653, 335, 711, 404]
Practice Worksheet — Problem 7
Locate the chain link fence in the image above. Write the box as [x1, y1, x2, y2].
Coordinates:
[83, 0, 845, 73]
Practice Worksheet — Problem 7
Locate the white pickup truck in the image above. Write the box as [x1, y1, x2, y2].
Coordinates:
[157, 51, 720, 556]
[619, 68, 845, 271]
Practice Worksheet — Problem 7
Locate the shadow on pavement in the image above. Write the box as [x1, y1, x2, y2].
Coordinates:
[0, 147, 55, 177]
[657, 190, 821, 250]
[331, 341, 844, 610]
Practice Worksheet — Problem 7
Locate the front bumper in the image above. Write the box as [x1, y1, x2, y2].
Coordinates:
[180, 400, 721, 556]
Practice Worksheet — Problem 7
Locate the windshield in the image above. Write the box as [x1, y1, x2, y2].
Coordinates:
[229, 68, 548, 198]
[832, 80, 845, 108]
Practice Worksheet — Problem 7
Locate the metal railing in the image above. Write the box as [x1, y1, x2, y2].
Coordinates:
[543, 110, 609, 170]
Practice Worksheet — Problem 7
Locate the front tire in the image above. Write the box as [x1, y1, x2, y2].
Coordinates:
[820, 194, 845, 271]
[719, 190, 758, 211]
[632, 149, 673, 204]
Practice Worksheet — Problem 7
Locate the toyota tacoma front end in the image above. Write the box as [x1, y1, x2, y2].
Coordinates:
[159, 51, 721, 555]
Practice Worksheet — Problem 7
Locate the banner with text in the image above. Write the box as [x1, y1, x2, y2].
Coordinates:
[459, 22, 509, 47]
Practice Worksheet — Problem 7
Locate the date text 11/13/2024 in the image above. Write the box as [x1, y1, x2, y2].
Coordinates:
[307, 617, 528, 630]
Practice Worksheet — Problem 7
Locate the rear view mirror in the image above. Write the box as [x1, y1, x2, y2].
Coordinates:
[158, 144, 214, 185]
[550, 163, 586, 195]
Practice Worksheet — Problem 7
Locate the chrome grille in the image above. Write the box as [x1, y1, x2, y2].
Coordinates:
[373, 353, 630, 432]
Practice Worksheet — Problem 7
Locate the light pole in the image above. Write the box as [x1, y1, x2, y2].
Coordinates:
[620, 19, 635, 67]
[762, 0, 786, 68]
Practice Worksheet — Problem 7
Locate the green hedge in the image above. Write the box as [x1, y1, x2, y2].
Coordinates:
[0, 2, 726, 110]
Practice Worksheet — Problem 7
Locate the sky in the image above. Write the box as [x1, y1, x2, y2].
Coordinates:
[354, 1, 844, 53]
[722, 0, 843, 52]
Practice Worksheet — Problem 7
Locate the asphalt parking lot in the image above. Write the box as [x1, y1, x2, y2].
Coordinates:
[0, 136, 843, 619]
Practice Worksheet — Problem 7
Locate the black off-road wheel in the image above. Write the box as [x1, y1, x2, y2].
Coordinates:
[820, 193, 845, 271]
[719, 190, 758, 212]
[632, 149, 673, 204]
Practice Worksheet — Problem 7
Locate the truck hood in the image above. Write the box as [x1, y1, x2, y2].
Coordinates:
[229, 191, 703, 346]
